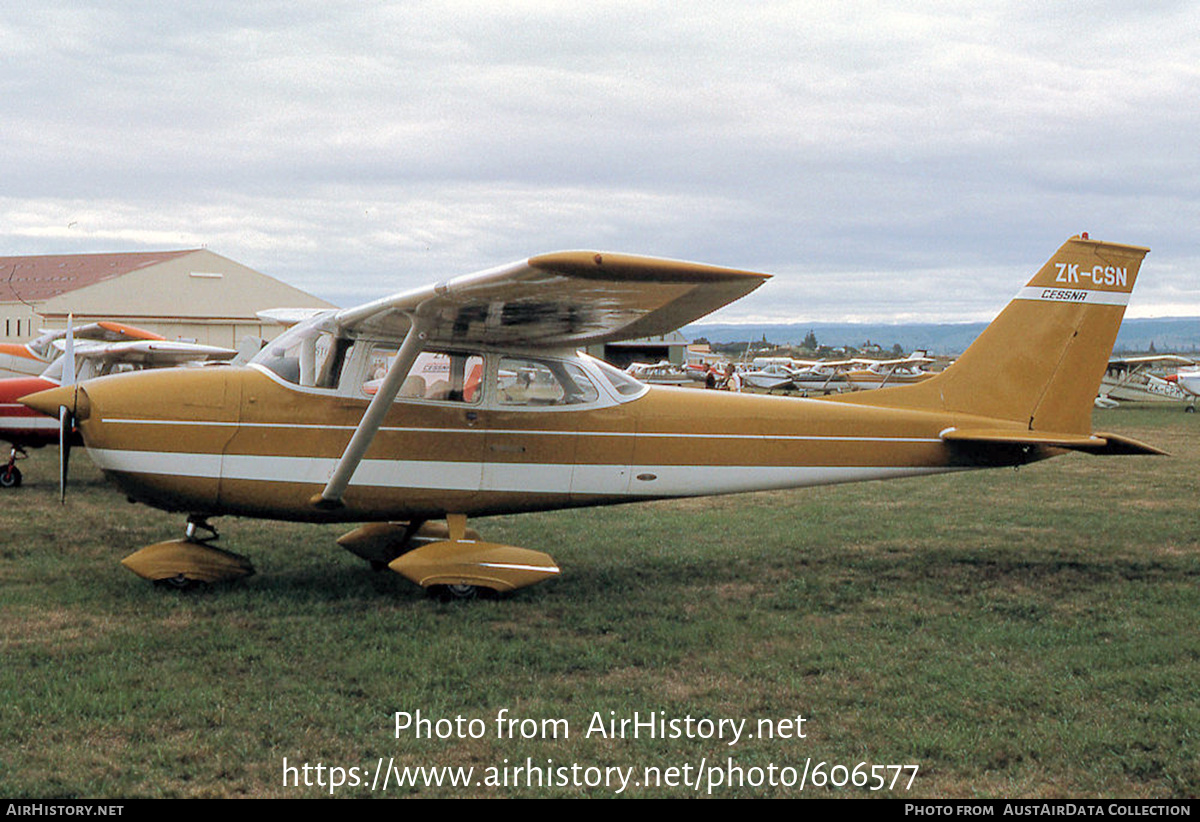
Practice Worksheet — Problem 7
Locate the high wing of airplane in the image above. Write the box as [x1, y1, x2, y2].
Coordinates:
[2, 336, 236, 488]
[0, 321, 166, 378]
[1097, 354, 1194, 408]
[22, 238, 1164, 598]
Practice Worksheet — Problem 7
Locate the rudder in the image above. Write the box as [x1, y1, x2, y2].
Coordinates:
[839, 235, 1149, 435]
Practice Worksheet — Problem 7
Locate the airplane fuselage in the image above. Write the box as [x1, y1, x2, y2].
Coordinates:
[1, 376, 61, 448]
[60, 357, 1036, 524]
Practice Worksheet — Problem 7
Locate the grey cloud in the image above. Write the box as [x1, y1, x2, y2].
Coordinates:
[1, 2, 1197, 321]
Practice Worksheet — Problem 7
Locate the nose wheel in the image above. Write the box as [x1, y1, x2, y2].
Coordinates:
[159, 573, 202, 591]
[121, 516, 255, 587]
[2, 447, 26, 488]
[430, 583, 483, 601]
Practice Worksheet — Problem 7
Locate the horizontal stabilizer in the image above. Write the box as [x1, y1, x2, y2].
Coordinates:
[941, 427, 1167, 456]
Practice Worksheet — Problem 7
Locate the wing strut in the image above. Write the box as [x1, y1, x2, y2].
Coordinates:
[312, 314, 430, 509]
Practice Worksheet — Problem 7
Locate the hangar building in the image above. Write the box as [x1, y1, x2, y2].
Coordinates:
[1, 249, 334, 348]
[587, 331, 689, 369]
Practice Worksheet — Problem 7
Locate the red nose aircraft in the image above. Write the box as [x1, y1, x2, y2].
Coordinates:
[22, 237, 1163, 597]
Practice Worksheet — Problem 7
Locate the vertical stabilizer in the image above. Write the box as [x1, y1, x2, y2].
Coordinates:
[840, 236, 1149, 434]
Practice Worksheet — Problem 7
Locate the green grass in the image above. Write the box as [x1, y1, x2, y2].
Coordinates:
[2, 404, 1198, 798]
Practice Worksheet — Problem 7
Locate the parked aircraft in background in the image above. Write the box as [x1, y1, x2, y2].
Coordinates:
[0, 322, 166, 378]
[740, 362, 799, 390]
[2, 331, 236, 487]
[23, 237, 1163, 598]
[840, 352, 937, 390]
[786, 361, 853, 395]
[686, 353, 937, 395]
[1095, 355, 1194, 408]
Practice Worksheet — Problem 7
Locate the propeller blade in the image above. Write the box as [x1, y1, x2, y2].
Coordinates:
[62, 314, 76, 387]
[59, 404, 72, 504]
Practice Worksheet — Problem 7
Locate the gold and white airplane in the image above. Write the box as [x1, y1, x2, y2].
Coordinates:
[22, 236, 1163, 597]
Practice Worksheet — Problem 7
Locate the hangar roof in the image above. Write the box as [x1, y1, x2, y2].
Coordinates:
[1, 250, 198, 303]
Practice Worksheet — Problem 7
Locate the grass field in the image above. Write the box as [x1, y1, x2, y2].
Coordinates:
[2, 405, 1197, 798]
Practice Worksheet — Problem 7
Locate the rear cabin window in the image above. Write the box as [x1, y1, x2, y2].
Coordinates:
[363, 348, 484, 404]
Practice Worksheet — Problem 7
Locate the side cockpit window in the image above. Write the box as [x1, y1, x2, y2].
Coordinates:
[497, 357, 599, 407]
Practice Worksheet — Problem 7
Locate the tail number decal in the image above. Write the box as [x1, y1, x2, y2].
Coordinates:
[1055, 263, 1128, 288]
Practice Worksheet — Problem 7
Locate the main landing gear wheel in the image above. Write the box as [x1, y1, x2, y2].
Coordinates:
[158, 573, 202, 592]
[430, 583, 482, 601]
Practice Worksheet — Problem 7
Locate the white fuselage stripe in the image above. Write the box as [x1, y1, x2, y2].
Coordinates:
[85, 447, 962, 497]
[0, 417, 57, 431]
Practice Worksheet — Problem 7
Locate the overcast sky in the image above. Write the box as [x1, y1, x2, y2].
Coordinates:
[3, 1, 1198, 323]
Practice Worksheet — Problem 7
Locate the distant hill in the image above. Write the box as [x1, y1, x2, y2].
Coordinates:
[684, 317, 1200, 356]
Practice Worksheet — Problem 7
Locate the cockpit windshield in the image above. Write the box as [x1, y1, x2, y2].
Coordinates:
[585, 355, 646, 398]
[251, 315, 350, 389]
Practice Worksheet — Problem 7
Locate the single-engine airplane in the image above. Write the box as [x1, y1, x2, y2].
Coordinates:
[1096, 355, 1194, 408]
[841, 352, 937, 390]
[22, 236, 1164, 597]
[2, 330, 236, 487]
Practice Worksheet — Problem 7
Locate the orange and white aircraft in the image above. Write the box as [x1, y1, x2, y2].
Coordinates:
[22, 237, 1163, 597]
[0, 321, 166, 378]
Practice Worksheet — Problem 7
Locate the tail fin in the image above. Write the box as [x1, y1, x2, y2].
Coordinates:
[840, 235, 1149, 435]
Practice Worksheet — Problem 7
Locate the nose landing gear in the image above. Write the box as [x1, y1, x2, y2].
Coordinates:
[1, 447, 26, 488]
[121, 516, 255, 588]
